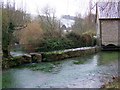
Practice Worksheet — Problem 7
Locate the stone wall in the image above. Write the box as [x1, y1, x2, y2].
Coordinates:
[2, 53, 42, 69]
[101, 20, 119, 46]
[42, 47, 100, 62]
[2, 47, 100, 69]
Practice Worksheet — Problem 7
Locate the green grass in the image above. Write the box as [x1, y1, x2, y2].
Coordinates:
[73, 60, 85, 65]
[15, 61, 61, 72]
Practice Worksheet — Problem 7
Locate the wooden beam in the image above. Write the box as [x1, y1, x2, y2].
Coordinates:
[99, 18, 120, 20]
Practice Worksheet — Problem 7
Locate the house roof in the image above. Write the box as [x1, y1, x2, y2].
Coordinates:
[97, 2, 120, 19]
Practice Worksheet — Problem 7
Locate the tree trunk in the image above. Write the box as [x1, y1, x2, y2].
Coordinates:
[2, 22, 15, 59]
[2, 45, 11, 59]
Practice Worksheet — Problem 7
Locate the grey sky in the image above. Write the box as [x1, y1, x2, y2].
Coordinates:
[4, 0, 114, 17]
[24, 0, 91, 17]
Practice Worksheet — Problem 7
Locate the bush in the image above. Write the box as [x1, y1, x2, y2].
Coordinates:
[82, 34, 92, 47]
[36, 32, 97, 52]
[18, 22, 97, 52]
[66, 32, 96, 48]
[19, 22, 44, 52]
[82, 34, 97, 46]
[36, 37, 74, 52]
[66, 32, 84, 48]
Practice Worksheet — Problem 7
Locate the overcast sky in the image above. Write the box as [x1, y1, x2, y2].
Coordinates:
[23, 0, 92, 17]
[4, 0, 116, 18]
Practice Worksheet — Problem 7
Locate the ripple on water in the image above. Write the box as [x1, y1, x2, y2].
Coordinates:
[2, 51, 118, 88]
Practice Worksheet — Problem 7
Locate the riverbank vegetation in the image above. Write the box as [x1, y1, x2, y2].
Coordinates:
[2, 2, 30, 59]
[2, 1, 97, 59]
[101, 76, 120, 89]
[13, 14, 97, 53]
[15, 61, 62, 72]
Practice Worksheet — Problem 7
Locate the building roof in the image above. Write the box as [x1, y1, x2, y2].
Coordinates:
[97, 2, 120, 19]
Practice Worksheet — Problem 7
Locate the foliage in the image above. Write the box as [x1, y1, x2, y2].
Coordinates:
[66, 32, 96, 48]
[72, 14, 96, 35]
[82, 30, 96, 37]
[101, 77, 120, 89]
[2, 2, 30, 58]
[73, 60, 85, 64]
[19, 22, 43, 52]
[72, 16, 85, 34]
[38, 16, 60, 38]
[66, 32, 84, 48]
[36, 6, 61, 38]
[36, 32, 96, 52]
[82, 34, 93, 47]
[37, 37, 74, 52]
[17, 6, 96, 53]
[16, 62, 61, 72]
[2, 3, 97, 57]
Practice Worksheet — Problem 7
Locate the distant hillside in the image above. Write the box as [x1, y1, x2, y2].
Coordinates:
[61, 15, 75, 20]
[60, 15, 75, 28]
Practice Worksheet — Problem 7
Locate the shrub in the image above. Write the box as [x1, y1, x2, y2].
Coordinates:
[19, 22, 44, 52]
[66, 32, 96, 47]
[82, 34, 97, 46]
[66, 32, 84, 48]
[18, 22, 96, 53]
[37, 37, 74, 52]
[82, 34, 92, 47]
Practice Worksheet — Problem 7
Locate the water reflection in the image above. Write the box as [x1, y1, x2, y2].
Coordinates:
[97, 51, 118, 65]
[91, 55, 98, 66]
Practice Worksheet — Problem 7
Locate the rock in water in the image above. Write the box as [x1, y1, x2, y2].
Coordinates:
[30, 53, 42, 63]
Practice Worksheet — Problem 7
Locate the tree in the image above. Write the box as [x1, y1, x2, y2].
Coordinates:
[73, 0, 97, 35]
[2, 1, 29, 59]
[72, 13, 96, 35]
[72, 15, 85, 34]
[36, 5, 61, 38]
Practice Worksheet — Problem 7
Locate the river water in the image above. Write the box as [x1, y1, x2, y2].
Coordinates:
[2, 51, 118, 88]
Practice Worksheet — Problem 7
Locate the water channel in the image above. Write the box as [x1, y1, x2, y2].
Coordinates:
[2, 51, 118, 88]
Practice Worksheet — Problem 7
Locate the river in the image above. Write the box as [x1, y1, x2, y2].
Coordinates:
[2, 51, 118, 88]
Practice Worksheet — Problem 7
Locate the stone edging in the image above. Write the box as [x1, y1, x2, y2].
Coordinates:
[2, 47, 101, 69]
[42, 47, 100, 62]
